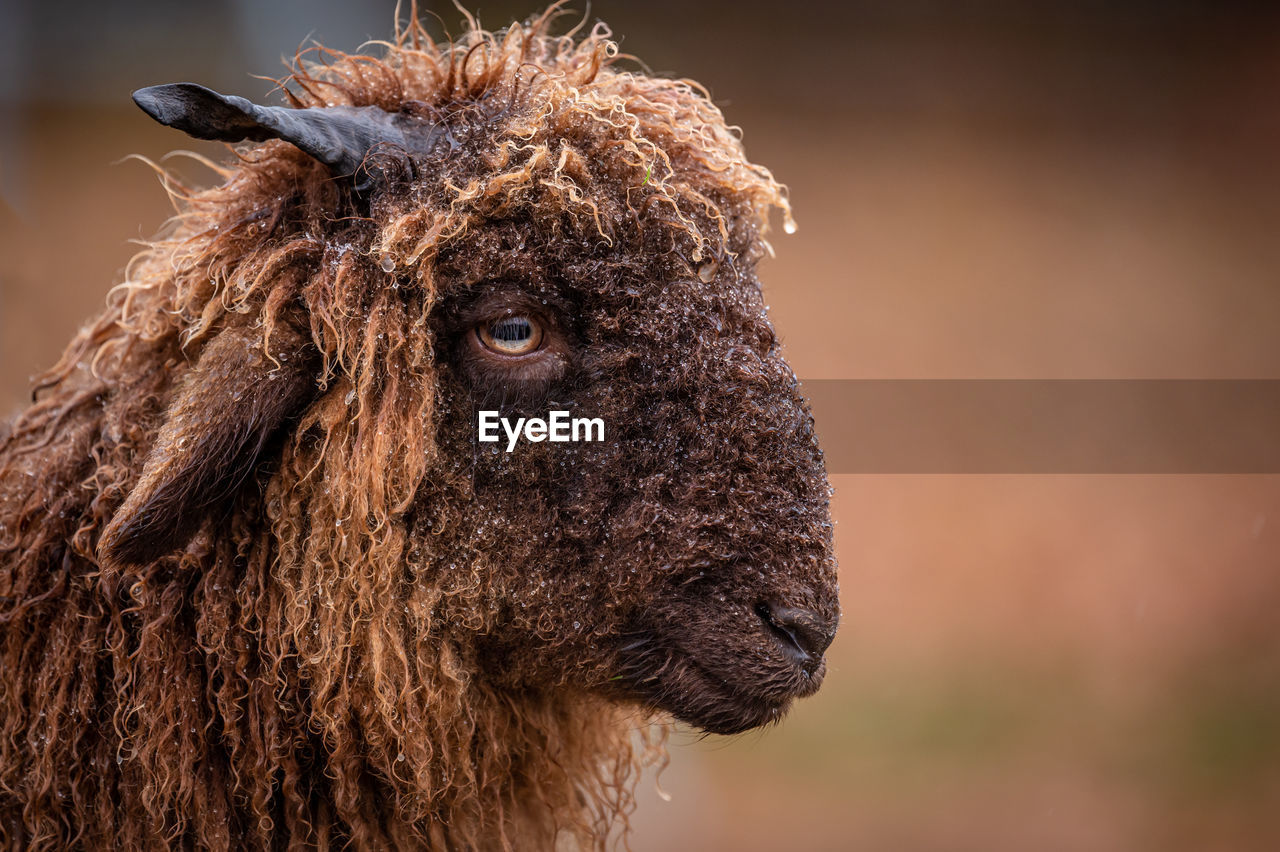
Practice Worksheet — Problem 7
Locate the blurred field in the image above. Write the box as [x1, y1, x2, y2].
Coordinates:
[637, 475, 1280, 851]
[2, 2, 1279, 849]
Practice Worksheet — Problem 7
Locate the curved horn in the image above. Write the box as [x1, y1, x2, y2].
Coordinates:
[132, 82, 444, 184]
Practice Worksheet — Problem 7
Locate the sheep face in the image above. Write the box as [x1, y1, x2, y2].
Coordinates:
[425, 220, 839, 735]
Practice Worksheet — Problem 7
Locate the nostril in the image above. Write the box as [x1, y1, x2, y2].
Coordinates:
[755, 601, 836, 666]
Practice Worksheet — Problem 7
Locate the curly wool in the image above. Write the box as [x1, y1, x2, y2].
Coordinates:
[0, 7, 797, 850]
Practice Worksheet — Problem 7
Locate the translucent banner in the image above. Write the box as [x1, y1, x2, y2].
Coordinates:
[804, 380, 1280, 473]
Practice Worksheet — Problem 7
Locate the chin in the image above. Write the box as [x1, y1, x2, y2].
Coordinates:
[623, 648, 827, 735]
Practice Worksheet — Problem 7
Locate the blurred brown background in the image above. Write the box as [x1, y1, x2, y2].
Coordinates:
[2, 1, 1279, 849]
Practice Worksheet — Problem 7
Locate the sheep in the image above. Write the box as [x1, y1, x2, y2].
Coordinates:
[0, 7, 839, 849]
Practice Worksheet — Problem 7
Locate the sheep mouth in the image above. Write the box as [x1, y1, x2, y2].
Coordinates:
[609, 637, 826, 735]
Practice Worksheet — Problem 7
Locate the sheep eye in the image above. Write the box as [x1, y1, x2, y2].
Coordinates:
[477, 315, 543, 356]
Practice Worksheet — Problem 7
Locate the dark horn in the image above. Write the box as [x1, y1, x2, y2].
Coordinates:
[132, 82, 440, 184]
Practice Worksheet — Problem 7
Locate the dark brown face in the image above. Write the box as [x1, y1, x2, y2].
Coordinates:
[424, 219, 839, 735]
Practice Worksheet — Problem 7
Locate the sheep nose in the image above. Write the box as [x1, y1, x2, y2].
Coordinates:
[755, 601, 836, 668]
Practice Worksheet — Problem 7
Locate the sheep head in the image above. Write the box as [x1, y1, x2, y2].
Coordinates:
[98, 16, 837, 759]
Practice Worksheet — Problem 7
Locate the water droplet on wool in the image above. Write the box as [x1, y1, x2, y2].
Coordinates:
[573, 621, 581, 630]
[698, 263, 716, 283]
[783, 214, 798, 235]
[344, 389, 357, 405]
[380, 256, 395, 273]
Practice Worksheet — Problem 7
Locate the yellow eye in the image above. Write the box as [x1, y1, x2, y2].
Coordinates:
[477, 315, 543, 356]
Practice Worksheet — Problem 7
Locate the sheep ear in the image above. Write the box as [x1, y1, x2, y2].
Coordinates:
[98, 323, 318, 568]
[132, 82, 447, 186]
